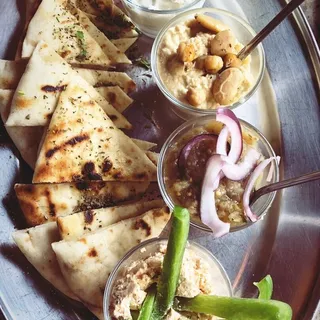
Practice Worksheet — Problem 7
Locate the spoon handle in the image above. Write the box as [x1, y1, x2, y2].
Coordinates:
[238, 0, 305, 60]
[251, 170, 320, 204]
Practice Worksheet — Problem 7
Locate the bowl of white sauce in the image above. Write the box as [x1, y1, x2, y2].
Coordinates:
[119, 0, 206, 38]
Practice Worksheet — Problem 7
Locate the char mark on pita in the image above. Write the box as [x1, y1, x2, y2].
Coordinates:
[41, 84, 67, 93]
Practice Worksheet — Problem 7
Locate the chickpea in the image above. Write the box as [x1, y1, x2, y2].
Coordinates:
[186, 88, 206, 107]
[195, 14, 229, 34]
[212, 68, 244, 105]
[204, 55, 224, 74]
[223, 53, 242, 68]
[177, 42, 196, 63]
[210, 30, 237, 57]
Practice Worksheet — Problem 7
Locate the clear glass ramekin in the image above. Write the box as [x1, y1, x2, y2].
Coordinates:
[157, 115, 279, 233]
[119, 0, 205, 38]
[151, 8, 265, 120]
[103, 238, 232, 319]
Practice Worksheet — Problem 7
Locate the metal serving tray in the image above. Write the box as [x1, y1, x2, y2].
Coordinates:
[0, 0, 319, 319]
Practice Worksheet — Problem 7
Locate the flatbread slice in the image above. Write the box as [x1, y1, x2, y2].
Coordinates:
[33, 81, 156, 183]
[89, 13, 139, 39]
[22, 0, 110, 66]
[74, 0, 139, 40]
[0, 59, 27, 89]
[57, 199, 164, 241]
[132, 138, 157, 151]
[0, 89, 44, 168]
[6, 41, 130, 129]
[52, 207, 171, 308]
[12, 222, 79, 301]
[15, 181, 150, 226]
[95, 86, 132, 113]
[71, 7, 131, 64]
[74, 68, 136, 93]
[111, 37, 137, 53]
[146, 151, 159, 166]
[0, 60, 134, 115]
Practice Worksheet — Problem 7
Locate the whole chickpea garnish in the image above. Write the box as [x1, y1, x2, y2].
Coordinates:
[204, 55, 224, 74]
[177, 42, 196, 63]
[186, 88, 206, 106]
[223, 53, 242, 68]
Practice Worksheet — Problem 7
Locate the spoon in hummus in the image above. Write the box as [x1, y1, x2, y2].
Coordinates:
[250, 170, 320, 205]
[237, 0, 306, 61]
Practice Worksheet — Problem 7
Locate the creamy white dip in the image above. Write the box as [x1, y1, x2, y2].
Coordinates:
[123, 0, 205, 38]
[110, 243, 230, 320]
[131, 0, 195, 10]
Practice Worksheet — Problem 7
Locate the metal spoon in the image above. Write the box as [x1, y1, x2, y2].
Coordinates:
[237, 0, 306, 61]
[250, 170, 320, 205]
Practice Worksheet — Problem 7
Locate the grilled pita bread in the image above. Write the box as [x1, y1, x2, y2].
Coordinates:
[145, 151, 159, 166]
[6, 41, 130, 129]
[71, 7, 131, 64]
[88, 13, 139, 39]
[74, 67, 136, 93]
[0, 59, 27, 89]
[57, 199, 164, 241]
[0, 59, 136, 94]
[0, 60, 134, 115]
[95, 86, 132, 113]
[132, 138, 157, 151]
[111, 37, 137, 53]
[0, 89, 44, 168]
[15, 181, 149, 226]
[1, 89, 153, 168]
[52, 207, 171, 308]
[32, 81, 156, 183]
[12, 222, 79, 301]
[22, 0, 111, 66]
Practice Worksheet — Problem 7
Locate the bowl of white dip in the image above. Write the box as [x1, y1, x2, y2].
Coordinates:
[151, 8, 265, 119]
[119, 0, 206, 38]
[103, 238, 232, 319]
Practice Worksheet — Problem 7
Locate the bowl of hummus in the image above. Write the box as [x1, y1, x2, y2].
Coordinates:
[104, 238, 232, 319]
[151, 8, 265, 119]
[157, 111, 279, 236]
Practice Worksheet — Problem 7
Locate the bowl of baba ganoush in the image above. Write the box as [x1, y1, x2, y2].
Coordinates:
[104, 238, 232, 320]
[151, 8, 265, 119]
[157, 110, 280, 236]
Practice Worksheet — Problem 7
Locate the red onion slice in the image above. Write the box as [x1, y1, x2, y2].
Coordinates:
[216, 126, 229, 156]
[222, 148, 261, 181]
[243, 156, 281, 222]
[201, 155, 230, 238]
[178, 134, 218, 172]
[216, 108, 243, 163]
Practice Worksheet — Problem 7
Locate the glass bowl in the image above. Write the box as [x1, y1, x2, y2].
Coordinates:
[151, 7, 265, 120]
[157, 115, 279, 233]
[103, 238, 232, 319]
[119, 0, 206, 38]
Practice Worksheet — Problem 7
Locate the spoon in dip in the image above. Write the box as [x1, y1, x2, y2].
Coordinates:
[250, 170, 320, 205]
[237, 0, 306, 61]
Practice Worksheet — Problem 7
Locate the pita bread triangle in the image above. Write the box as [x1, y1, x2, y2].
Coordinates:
[0, 89, 44, 168]
[6, 41, 130, 129]
[70, 6, 131, 64]
[33, 81, 157, 183]
[57, 199, 164, 241]
[22, 0, 110, 66]
[52, 206, 171, 308]
[12, 222, 79, 301]
[15, 181, 150, 226]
